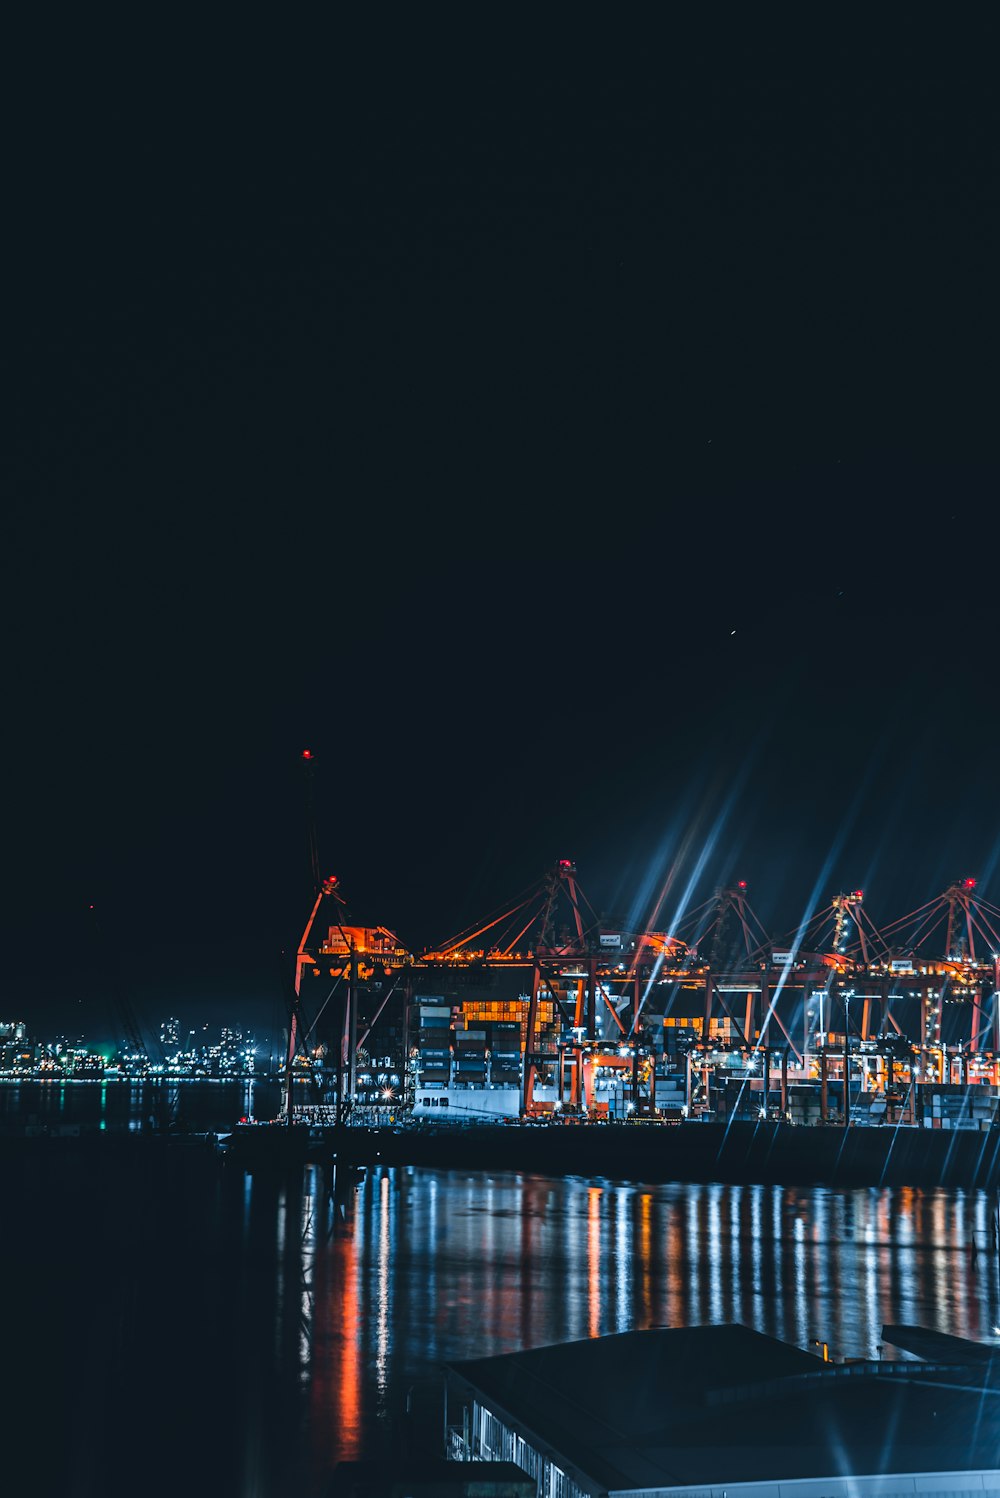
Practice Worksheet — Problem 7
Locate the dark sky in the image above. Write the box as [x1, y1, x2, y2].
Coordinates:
[4, 38, 999, 1045]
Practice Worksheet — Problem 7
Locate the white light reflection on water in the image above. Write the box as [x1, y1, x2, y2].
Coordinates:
[727, 1186, 742, 1322]
[864, 1240, 880, 1357]
[376, 1172, 391, 1398]
[708, 1184, 724, 1322]
[771, 1185, 786, 1342]
[684, 1188, 701, 1321]
[792, 1211, 808, 1350]
[615, 1186, 629, 1331]
[299, 1172, 317, 1375]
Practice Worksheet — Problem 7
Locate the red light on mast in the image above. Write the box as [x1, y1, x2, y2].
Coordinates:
[737, 880, 748, 890]
[302, 749, 313, 760]
[851, 889, 864, 901]
[964, 877, 977, 890]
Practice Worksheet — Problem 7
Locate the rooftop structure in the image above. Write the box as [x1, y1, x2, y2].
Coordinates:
[446, 1322, 1000, 1498]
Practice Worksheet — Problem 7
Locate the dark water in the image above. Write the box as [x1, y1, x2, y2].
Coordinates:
[6, 1086, 1000, 1497]
[0, 1076, 281, 1130]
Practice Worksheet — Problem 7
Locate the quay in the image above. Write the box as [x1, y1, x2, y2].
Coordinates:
[227, 1116, 1000, 1189]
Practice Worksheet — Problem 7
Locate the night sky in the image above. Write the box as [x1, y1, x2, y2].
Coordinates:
[4, 39, 999, 1046]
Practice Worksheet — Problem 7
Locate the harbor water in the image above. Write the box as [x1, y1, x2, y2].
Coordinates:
[5, 1083, 1000, 1497]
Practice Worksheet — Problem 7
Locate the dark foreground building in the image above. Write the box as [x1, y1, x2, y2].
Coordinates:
[330, 1459, 536, 1498]
[444, 1322, 1000, 1498]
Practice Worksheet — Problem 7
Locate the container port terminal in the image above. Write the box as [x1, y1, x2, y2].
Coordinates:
[279, 858, 1000, 1145]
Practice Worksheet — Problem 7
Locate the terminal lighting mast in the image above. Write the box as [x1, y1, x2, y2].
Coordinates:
[946, 878, 982, 961]
[302, 748, 321, 902]
[832, 891, 866, 960]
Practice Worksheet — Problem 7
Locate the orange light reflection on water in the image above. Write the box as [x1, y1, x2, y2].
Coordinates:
[588, 1186, 602, 1337]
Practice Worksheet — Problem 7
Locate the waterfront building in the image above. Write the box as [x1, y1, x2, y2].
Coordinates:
[446, 1323, 1000, 1498]
[160, 1017, 180, 1049]
[0, 1020, 31, 1073]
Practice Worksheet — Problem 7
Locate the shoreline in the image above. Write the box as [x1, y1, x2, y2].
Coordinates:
[235, 1117, 1000, 1190]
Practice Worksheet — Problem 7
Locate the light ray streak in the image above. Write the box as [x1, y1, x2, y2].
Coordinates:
[639, 763, 760, 1017]
[754, 771, 878, 1057]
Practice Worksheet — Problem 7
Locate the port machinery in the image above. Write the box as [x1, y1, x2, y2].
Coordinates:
[282, 858, 1000, 1123]
[416, 857, 685, 1116]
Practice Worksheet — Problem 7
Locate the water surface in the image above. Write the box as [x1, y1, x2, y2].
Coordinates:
[7, 1120, 1000, 1496]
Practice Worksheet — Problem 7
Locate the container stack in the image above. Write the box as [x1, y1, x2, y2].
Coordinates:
[921, 1085, 999, 1131]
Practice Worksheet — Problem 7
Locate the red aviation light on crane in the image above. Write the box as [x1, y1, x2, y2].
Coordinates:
[964, 877, 977, 890]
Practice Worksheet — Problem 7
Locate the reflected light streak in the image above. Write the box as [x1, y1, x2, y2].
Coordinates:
[588, 1188, 602, 1338]
[728, 1187, 743, 1321]
[685, 1192, 702, 1322]
[708, 1186, 723, 1322]
[865, 1234, 880, 1358]
[565, 1186, 584, 1343]
[276, 1183, 286, 1262]
[793, 1213, 808, 1350]
[615, 1189, 630, 1333]
[640, 1192, 653, 1326]
[337, 1210, 362, 1458]
[377, 1173, 390, 1397]
[771, 1190, 784, 1330]
[426, 1173, 440, 1358]
[932, 1195, 949, 1327]
[300, 1175, 318, 1371]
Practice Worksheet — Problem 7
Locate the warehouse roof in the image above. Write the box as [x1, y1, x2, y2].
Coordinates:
[447, 1323, 1000, 1494]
